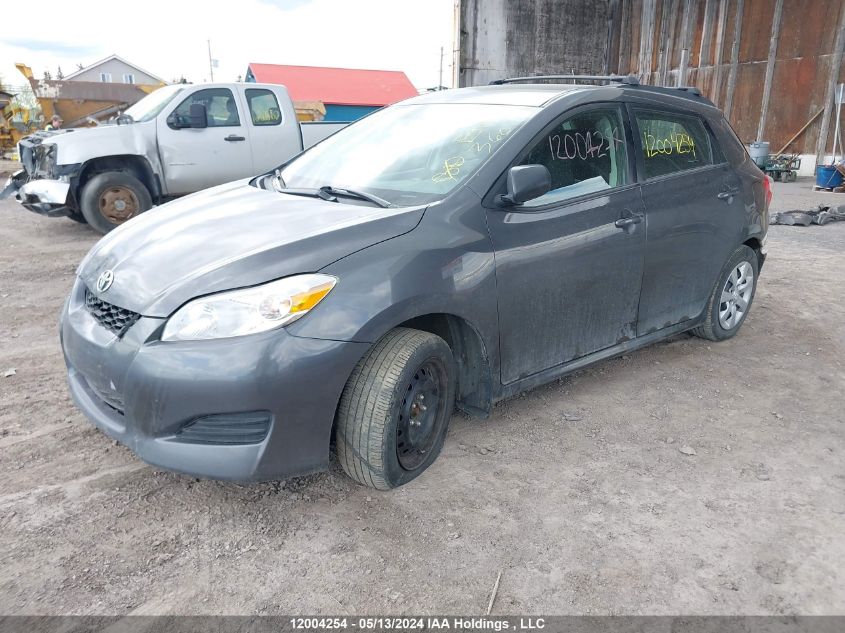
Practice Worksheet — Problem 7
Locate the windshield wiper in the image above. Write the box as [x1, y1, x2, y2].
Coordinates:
[318, 185, 393, 208]
[273, 184, 393, 208]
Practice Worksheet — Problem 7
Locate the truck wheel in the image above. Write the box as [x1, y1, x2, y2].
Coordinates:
[80, 171, 152, 234]
[335, 328, 456, 490]
[692, 245, 759, 342]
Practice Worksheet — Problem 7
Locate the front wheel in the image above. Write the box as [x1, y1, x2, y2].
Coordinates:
[79, 171, 152, 234]
[335, 328, 456, 490]
[692, 245, 759, 341]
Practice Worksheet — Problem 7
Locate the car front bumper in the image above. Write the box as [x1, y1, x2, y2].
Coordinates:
[60, 279, 369, 481]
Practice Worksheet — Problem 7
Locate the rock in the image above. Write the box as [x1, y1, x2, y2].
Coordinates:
[679, 445, 697, 456]
[3, 368, 16, 377]
[562, 412, 583, 422]
[478, 447, 489, 455]
[666, 437, 675, 444]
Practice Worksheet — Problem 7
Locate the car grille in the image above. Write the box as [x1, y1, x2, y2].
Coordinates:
[84, 289, 140, 337]
[174, 412, 272, 445]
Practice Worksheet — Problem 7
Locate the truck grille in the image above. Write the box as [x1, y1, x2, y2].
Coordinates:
[84, 289, 140, 337]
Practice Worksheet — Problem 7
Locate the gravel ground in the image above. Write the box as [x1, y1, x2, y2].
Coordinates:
[0, 178, 843, 615]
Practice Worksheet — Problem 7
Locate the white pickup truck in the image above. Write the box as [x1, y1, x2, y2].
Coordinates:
[5, 82, 347, 233]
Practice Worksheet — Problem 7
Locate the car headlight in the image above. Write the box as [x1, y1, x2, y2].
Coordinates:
[161, 274, 337, 341]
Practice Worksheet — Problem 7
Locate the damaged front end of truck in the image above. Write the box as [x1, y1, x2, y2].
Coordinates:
[1, 131, 80, 217]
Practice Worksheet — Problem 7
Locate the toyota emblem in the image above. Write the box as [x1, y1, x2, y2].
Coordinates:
[96, 270, 115, 293]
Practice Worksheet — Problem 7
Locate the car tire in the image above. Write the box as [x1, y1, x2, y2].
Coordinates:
[80, 171, 152, 234]
[692, 245, 759, 342]
[335, 327, 456, 490]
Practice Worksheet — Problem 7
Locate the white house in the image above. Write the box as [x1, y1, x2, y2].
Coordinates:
[63, 54, 165, 86]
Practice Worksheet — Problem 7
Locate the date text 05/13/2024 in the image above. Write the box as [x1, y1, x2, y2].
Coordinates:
[289, 617, 547, 631]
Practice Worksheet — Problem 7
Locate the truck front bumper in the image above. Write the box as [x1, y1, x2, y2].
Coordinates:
[60, 278, 369, 481]
[16, 177, 72, 217]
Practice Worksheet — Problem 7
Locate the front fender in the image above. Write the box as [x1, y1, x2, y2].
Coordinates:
[286, 191, 502, 406]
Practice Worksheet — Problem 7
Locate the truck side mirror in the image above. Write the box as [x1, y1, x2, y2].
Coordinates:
[189, 103, 208, 129]
[497, 164, 551, 206]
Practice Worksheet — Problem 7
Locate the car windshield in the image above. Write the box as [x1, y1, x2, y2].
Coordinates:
[279, 103, 536, 206]
[124, 85, 185, 123]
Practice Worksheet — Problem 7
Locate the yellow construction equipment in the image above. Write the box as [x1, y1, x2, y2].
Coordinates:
[15, 63, 164, 128]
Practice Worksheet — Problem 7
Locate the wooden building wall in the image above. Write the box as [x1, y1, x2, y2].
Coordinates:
[459, 0, 845, 157]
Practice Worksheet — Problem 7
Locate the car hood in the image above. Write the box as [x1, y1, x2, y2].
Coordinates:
[77, 180, 425, 317]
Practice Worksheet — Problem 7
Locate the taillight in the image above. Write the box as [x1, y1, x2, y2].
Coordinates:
[762, 175, 773, 208]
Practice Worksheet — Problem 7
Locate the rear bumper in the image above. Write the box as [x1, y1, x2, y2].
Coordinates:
[61, 279, 369, 481]
[16, 178, 72, 217]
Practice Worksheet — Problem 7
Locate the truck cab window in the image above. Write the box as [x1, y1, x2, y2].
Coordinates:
[246, 89, 282, 126]
[172, 88, 240, 128]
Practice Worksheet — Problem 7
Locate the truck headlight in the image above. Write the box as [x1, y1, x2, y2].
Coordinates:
[37, 144, 57, 177]
[161, 274, 337, 341]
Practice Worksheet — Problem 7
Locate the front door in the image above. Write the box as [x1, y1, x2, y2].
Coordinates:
[486, 104, 646, 384]
[630, 107, 744, 335]
[156, 87, 254, 195]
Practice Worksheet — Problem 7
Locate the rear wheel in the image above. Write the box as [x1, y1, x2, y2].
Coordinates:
[335, 328, 456, 490]
[692, 245, 759, 341]
[80, 171, 152, 234]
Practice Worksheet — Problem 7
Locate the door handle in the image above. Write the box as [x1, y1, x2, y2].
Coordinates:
[717, 187, 739, 201]
[614, 213, 643, 229]
[224, 135, 245, 142]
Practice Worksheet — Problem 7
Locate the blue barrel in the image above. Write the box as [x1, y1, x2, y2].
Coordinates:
[816, 165, 843, 188]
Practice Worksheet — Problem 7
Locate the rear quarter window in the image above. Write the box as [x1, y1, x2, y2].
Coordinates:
[710, 115, 750, 166]
[634, 109, 714, 179]
[246, 89, 282, 126]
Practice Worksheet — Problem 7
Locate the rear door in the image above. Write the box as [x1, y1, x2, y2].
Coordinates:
[486, 104, 646, 384]
[631, 106, 743, 335]
[242, 87, 303, 173]
[156, 87, 254, 194]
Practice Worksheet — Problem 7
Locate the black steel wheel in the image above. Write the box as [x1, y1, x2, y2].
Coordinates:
[397, 358, 448, 470]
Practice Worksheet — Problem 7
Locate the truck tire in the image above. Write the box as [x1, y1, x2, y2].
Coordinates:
[80, 171, 152, 234]
[335, 328, 456, 490]
[692, 245, 759, 342]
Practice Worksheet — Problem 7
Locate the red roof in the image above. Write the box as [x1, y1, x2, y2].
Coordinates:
[247, 63, 418, 107]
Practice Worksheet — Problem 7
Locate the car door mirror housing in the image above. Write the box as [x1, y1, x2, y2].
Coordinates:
[497, 165, 551, 206]
[189, 103, 208, 129]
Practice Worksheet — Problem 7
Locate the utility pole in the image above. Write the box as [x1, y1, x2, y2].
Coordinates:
[439, 46, 444, 90]
[207, 39, 214, 82]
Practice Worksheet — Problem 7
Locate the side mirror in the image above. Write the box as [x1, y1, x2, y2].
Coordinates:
[497, 164, 551, 206]
[189, 103, 208, 129]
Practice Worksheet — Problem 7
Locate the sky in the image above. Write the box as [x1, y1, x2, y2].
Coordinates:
[0, 0, 457, 91]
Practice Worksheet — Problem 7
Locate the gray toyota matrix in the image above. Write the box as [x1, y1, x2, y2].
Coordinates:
[60, 77, 770, 489]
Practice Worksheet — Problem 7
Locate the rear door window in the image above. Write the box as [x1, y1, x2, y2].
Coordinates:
[516, 106, 630, 207]
[633, 109, 714, 179]
[246, 89, 282, 126]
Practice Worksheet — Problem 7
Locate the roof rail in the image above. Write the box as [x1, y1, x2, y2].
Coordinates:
[677, 86, 702, 96]
[489, 74, 640, 86]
